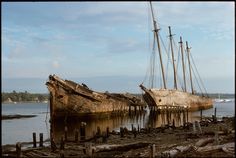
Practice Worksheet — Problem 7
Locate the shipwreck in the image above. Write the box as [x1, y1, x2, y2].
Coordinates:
[139, 2, 213, 111]
[46, 75, 145, 119]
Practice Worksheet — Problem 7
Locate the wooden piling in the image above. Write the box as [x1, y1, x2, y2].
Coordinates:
[214, 107, 217, 122]
[120, 127, 124, 138]
[150, 144, 156, 158]
[106, 127, 110, 138]
[186, 108, 189, 123]
[64, 126, 68, 141]
[97, 126, 101, 137]
[172, 119, 175, 129]
[102, 131, 107, 143]
[60, 136, 64, 150]
[80, 122, 86, 140]
[33, 132, 37, 148]
[39, 133, 43, 147]
[16, 142, 21, 158]
[131, 124, 134, 132]
[138, 124, 140, 133]
[75, 129, 79, 142]
[51, 137, 57, 152]
[200, 109, 203, 121]
[193, 121, 196, 134]
[133, 127, 137, 138]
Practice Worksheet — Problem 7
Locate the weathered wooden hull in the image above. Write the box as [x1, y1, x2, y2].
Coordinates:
[140, 84, 213, 111]
[46, 75, 144, 119]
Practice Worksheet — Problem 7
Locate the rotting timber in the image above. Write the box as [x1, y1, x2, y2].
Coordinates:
[46, 74, 145, 119]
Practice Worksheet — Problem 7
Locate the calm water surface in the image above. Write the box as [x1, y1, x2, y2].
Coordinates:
[2, 101, 235, 145]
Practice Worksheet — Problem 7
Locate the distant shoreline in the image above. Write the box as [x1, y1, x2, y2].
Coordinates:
[2, 114, 37, 120]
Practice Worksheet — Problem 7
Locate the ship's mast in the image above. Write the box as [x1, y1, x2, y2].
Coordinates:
[186, 41, 194, 94]
[179, 37, 187, 92]
[149, 2, 166, 89]
[168, 26, 177, 89]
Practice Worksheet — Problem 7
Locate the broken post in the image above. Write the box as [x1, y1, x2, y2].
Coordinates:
[60, 136, 64, 150]
[186, 108, 189, 123]
[106, 127, 110, 138]
[51, 137, 57, 152]
[200, 109, 203, 121]
[33, 132, 36, 148]
[16, 142, 21, 158]
[39, 133, 43, 147]
[75, 129, 79, 142]
[214, 131, 219, 145]
[214, 107, 217, 123]
[80, 122, 86, 140]
[133, 127, 137, 138]
[172, 119, 175, 129]
[120, 127, 124, 138]
[102, 131, 107, 143]
[150, 144, 156, 158]
[97, 126, 101, 137]
[85, 143, 94, 157]
[64, 126, 68, 141]
[193, 121, 196, 134]
[196, 121, 202, 134]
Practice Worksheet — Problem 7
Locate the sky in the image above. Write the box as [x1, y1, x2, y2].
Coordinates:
[2, 2, 235, 94]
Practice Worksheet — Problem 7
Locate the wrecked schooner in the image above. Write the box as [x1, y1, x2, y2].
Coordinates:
[46, 75, 144, 119]
[139, 2, 213, 111]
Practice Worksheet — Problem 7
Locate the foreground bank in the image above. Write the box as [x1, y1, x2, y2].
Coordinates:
[2, 116, 234, 157]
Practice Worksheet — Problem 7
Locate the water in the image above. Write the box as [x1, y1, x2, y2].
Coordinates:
[2, 101, 235, 145]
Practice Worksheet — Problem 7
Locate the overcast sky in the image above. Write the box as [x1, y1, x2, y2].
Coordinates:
[2, 2, 235, 93]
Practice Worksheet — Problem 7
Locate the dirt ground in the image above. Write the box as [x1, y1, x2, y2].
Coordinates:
[2, 117, 235, 157]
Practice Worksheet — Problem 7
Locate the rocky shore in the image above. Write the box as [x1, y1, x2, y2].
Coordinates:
[2, 116, 235, 157]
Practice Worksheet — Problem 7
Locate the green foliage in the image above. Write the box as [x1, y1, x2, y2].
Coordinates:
[2, 91, 49, 102]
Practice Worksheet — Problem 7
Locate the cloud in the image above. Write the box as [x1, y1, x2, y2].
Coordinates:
[52, 60, 60, 68]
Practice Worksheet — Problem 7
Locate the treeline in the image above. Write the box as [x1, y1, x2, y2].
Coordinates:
[2, 91, 49, 103]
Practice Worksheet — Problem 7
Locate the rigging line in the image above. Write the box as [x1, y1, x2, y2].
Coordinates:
[141, 3, 152, 86]
[190, 53, 209, 96]
[190, 63, 204, 95]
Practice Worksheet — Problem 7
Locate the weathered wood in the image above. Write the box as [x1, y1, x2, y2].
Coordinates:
[200, 109, 203, 121]
[195, 138, 215, 147]
[120, 127, 124, 138]
[133, 127, 137, 138]
[60, 136, 64, 150]
[75, 129, 79, 142]
[33, 132, 37, 148]
[102, 132, 107, 143]
[84, 143, 94, 157]
[106, 127, 110, 138]
[16, 142, 21, 158]
[39, 133, 43, 147]
[64, 126, 68, 141]
[97, 126, 101, 136]
[51, 138, 57, 151]
[80, 122, 86, 140]
[197, 142, 234, 152]
[95, 142, 151, 152]
[150, 144, 156, 158]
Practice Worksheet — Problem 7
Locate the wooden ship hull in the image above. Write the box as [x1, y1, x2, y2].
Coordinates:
[46, 75, 145, 119]
[140, 84, 213, 111]
[139, 2, 213, 111]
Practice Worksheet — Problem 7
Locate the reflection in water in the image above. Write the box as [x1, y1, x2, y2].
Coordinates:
[51, 108, 200, 142]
